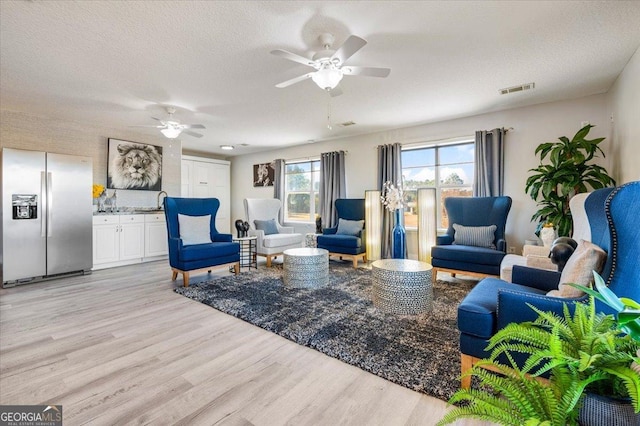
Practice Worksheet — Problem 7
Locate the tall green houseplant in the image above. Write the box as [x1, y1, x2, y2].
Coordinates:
[526, 124, 615, 237]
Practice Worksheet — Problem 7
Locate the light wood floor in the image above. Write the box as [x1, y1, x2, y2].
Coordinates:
[0, 260, 491, 426]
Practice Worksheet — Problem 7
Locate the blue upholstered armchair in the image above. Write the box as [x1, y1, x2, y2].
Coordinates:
[164, 197, 240, 287]
[431, 196, 512, 282]
[316, 199, 367, 268]
[457, 183, 640, 388]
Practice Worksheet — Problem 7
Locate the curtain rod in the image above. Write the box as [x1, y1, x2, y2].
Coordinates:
[285, 150, 348, 163]
[382, 127, 514, 150]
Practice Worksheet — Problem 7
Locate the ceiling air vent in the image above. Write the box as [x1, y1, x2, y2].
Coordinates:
[340, 121, 356, 127]
[499, 82, 535, 95]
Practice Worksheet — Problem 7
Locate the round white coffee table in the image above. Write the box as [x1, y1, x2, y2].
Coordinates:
[371, 259, 433, 314]
[283, 247, 329, 288]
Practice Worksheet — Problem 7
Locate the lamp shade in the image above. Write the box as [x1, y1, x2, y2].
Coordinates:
[161, 127, 182, 139]
[417, 188, 437, 263]
[365, 190, 382, 261]
[311, 66, 343, 90]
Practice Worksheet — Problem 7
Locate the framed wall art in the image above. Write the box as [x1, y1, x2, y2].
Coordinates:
[253, 162, 275, 187]
[107, 138, 163, 191]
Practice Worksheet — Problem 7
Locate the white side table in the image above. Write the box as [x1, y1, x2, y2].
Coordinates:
[305, 233, 319, 248]
[372, 259, 433, 315]
[283, 247, 329, 288]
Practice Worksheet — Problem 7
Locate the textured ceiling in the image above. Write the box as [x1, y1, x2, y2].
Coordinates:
[1, 1, 639, 156]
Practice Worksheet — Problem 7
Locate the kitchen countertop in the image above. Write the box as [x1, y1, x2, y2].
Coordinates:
[93, 208, 164, 216]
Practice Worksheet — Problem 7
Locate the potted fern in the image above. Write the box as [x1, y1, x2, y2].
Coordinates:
[437, 287, 640, 426]
[569, 273, 640, 426]
[436, 359, 594, 425]
[489, 297, 639, 426]
[525, 124, 615, 237]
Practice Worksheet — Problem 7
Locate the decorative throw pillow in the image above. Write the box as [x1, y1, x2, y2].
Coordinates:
[547, 240, 607, 298]
[178, 214, 212, 246]
[336, 218, 364, 236]
[452, 223, 497, 248]
[254, 218, 279, 235]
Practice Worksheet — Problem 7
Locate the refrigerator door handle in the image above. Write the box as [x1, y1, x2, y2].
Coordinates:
[41, 171, 47, 237]
[47, 172, 53, 237]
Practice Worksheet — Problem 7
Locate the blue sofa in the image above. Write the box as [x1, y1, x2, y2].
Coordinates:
[164, 197, 240, 287]
[457, 182, 640, 388]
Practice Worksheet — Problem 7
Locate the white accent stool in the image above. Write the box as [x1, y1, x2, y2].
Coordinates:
[283, 247, 329, 288]
[372, 259, 433, 315]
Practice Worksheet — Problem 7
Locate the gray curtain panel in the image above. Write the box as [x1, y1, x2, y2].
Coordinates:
[319, 151, 346, 228]
[273, 159, 285, 223]
[473, 128, 505, 197]
[377, 143, 404, 259]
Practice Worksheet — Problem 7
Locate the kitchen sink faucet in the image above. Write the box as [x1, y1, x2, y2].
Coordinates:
[157, 191, 168, 210]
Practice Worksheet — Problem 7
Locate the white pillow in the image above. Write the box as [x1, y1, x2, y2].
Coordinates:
[178, 214, 213, 246]
[547, 239, 607, 298]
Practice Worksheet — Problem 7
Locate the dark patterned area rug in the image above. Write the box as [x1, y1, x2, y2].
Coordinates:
[174, 261, 476, 401]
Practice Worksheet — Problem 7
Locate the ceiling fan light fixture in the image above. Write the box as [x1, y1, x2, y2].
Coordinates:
[161, 126, 182, 139]
[311, 65, 343, 90]
[220, 145, 234, 150]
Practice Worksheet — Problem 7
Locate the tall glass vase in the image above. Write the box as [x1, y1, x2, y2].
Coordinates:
[392, 209, 406, 259]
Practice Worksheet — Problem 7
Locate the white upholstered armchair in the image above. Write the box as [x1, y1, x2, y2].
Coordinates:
[244, 198, 303, 266]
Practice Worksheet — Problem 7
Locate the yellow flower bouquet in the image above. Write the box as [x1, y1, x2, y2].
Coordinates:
[92, 184, 105, 198]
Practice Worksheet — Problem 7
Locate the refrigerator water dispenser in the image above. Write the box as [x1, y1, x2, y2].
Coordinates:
[12, 194, 37, 219]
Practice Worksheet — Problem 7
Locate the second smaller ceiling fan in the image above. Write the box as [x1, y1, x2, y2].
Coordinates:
[271, 33, 391, 96]
[134, 107, 206, 139]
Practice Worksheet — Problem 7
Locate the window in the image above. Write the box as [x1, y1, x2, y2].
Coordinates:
[402, 141, 475, 229]
[284, 160, 320, 222]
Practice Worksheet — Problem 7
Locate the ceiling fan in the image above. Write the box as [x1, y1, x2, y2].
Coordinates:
[134, 107, 206, 139]
[271, 33, 391, 96]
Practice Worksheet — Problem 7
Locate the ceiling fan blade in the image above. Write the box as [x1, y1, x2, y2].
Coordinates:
[183, 124, 206, 129]
[331, 35, 367, 65]
[130, 125, 164, 128]
[182, 130, 203, 138]
[275, 73, 313, 88]
[329, 86, 343, 97]
[271, 49, 315, 67]
[342, 66, 391, 78]
[151, 117, 163, 122]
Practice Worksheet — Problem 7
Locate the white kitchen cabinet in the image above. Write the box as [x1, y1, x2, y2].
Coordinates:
[92, 215, 120, 265]
[118, 215, 145, 261]
[181, 155, 230, 233]
[144, 213, 168, 257]
[93, 214, 164, 270]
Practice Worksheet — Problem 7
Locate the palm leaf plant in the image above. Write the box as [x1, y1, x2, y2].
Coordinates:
[570, 271, 640, 341]
[525, 124, 615, 237]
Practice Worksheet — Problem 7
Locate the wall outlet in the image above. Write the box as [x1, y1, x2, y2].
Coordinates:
[508, 246, 516, 254]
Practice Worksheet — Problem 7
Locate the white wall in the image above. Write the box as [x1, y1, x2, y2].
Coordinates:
[0, 110, 182, 208]
[607, 45, 640, 184]
[230, 94, 611, 256]
[4, 57, 636, 256]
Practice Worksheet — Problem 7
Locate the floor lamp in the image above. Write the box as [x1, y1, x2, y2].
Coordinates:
[418, 188, 437, 263]
[365, 190, 382, 262]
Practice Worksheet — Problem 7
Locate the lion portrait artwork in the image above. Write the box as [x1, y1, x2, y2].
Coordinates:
[107, 139, 163, 191]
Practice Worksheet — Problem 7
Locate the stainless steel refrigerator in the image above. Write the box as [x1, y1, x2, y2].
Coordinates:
[1, 148, 93, 286]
